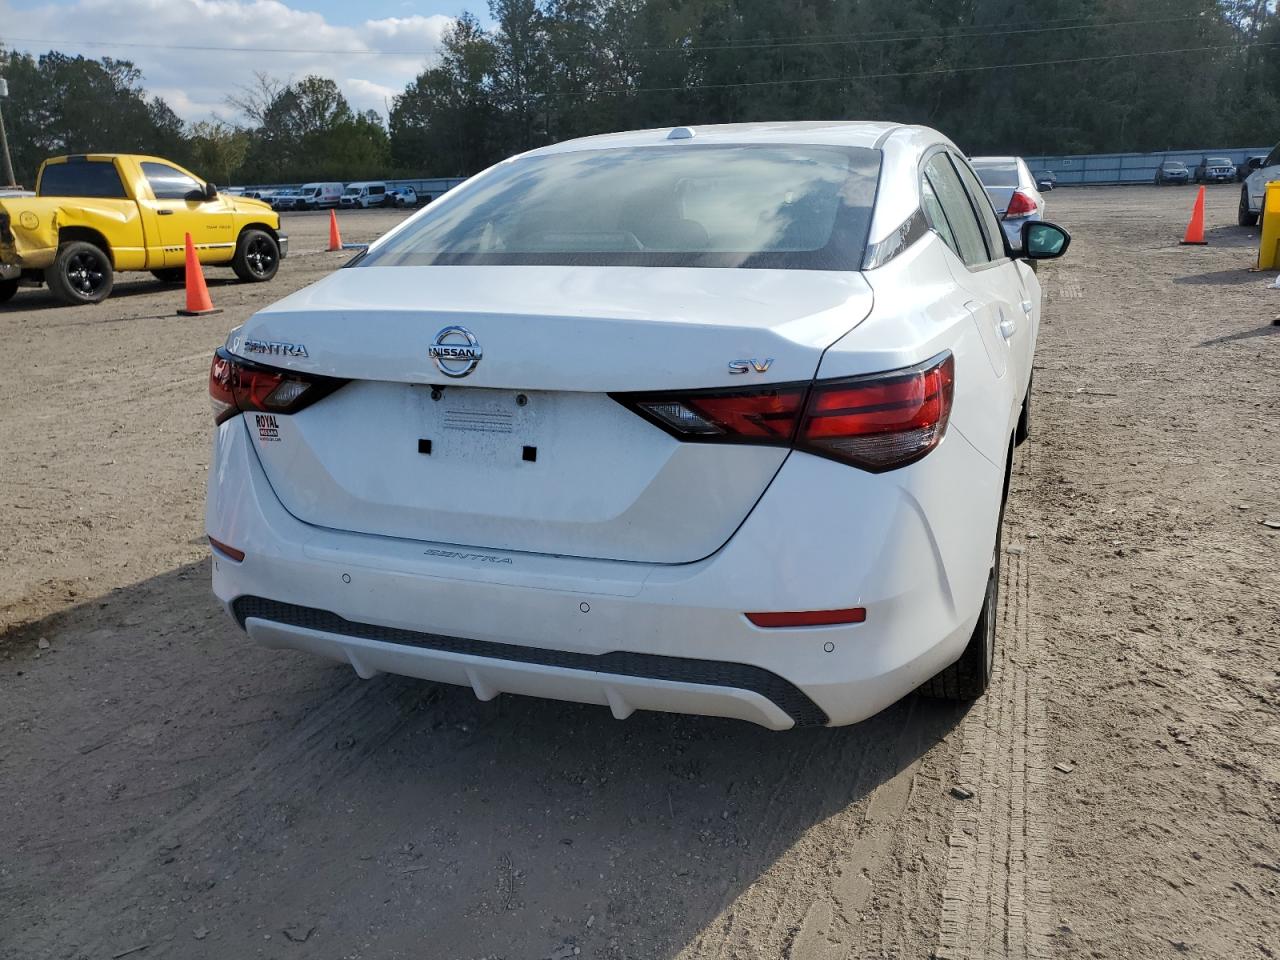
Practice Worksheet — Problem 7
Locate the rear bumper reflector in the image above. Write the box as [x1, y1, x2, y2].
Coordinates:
[208, 536, 245, 562]
[745, 608, 867, 628]
[231, 596, 830, 727]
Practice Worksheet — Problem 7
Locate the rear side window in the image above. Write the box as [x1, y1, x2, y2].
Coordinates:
[950, 156, 1007, 258]
[38, 161, 127, 199]
[370, 186, 385, 196]
[142, 162, 201, 201]
[920, 176, 959, 256]
[360, 144, 883, 270]
[924, 155, 988, 267]
[972, 161, 1019, 188]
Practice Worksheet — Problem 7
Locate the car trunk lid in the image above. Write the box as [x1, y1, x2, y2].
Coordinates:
[235, 264, 874, 563]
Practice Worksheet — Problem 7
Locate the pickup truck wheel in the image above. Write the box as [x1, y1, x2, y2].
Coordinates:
[232, 229, 279, 282]
[0, 278, 18, 303]
[1239, 187, 1259, 227]
[151, 268, 185, 284]
[46, 241, 114, 305]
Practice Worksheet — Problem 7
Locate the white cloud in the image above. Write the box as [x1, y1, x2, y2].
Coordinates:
[0, 0, 453, 121]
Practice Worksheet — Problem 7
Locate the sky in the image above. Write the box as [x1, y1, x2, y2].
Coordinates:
[0, 0, 478, 121]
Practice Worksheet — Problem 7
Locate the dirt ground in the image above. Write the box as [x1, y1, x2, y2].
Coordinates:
[0, 191, 1276, 960]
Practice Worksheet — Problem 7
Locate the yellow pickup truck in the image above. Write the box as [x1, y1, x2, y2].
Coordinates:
[0, 154, 287, 306]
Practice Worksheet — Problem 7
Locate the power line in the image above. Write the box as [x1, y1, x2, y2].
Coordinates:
[0, 11, 1216, 60]
[539, 40, 1274, 98]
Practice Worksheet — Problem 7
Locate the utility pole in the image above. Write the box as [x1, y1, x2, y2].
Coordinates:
[0, 77, 15, 188]
[0, 77, 16, 187]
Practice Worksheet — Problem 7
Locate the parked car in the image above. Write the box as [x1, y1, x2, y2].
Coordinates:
[1193, 156, 1235, 184]
[206, 122, 1069, 729]
[296, 182, 344, 210]
[339, 181, 388, 208]
[0, 153, 287, 305]
[1034, 170, 1057, 191]
[1154, 160, 1190, 185]
[271, 189, 302, 212]
[1237, 155, 1266, 182]
[1240, 142, 1280, 225]
[970, 156, 1046, 249]
[388, 186, 419, 208]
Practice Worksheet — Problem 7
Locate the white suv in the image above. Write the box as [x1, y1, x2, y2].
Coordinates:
[206, 122, 1069, 729]
[1240, 143, 1280, 225]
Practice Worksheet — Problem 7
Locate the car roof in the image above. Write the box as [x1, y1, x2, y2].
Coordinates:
[970, 156, 1021, 164]
[527, 121, 919, 156]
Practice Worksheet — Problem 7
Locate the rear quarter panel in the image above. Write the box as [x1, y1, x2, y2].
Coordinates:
[0, 195, 146, 270]
[817, 234, 1014, 470]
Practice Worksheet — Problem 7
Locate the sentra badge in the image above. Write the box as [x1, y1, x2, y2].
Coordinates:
[244, 338, 309, 358]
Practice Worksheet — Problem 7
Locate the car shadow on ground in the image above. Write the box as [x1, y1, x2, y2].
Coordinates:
[1, 561, 965, 959]
[1200, 224, 1261, 248]
[0, 275, 251, 312]
[1197, 322, 1280, 346]
[1173, 267, 1270, 286]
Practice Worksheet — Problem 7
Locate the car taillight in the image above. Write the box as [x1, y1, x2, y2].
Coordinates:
[208, 347, 348, 425]
[799, 353, 954, 471]
[1004, 190, 1038, 218]
[612, 352, 954, 473]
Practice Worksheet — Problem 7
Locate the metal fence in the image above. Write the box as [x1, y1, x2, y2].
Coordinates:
[1023, 147, 1273, 185]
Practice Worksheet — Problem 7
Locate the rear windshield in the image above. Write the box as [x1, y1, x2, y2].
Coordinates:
[38, 160, 127, 199]
[972, 161, 1020, 188]
[358, 144, 882, 270]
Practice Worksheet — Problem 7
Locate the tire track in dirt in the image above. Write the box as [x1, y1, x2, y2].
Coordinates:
[936, 450, 1053, 960]
[681, 697, 948, 960]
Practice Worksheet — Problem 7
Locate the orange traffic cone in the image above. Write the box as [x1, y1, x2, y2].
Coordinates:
[177, 233, 221, 316]
[328, 209, 343, 251]
[1181, 185, 1207, 245]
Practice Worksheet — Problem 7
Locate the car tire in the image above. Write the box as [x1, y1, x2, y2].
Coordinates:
[1239, 187, 1259, 227]
[0, 277, 18, 303]
[45, 241, 114, 305]
[151, 268, 185, 284]
[231, 228, 280, 283]
[1015, 374, 1032, 446]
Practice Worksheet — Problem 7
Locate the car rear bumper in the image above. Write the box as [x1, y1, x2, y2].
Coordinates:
[206, 411, 1001, 728]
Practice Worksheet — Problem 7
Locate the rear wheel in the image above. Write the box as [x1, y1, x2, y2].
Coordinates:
[920, 450, 1009, 701]
[1015, 374, 1032, 446]
[45, 241, 114, 306]
[231, 229, 279, 282]
[0, 277, 18, 303]
[151, 268, 185, 284]
[1239, 187, 1258, 227]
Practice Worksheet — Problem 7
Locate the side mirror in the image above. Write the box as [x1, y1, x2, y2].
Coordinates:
[205, 182, 218, 201]
[1021, 221, 1070, 260]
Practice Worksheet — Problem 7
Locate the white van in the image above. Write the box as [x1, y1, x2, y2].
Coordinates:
[297, 182, 344, 210]
[340, 181, 388, 209]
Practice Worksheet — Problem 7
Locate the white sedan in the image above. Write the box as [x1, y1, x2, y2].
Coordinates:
[971, 156, 1046, 249]
[205, 122, 1069, 729]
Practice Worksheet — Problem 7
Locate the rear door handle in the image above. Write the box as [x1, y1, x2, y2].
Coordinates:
[158, 209, 174, 216]
[1020, 299, 1034, 315]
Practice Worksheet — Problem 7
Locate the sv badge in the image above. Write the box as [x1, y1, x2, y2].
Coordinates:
[728, 358, 775, 375]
